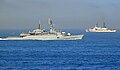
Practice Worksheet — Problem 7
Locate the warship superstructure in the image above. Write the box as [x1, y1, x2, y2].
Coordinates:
[0, 19, 84, 40]
[86, 22, 116, 32]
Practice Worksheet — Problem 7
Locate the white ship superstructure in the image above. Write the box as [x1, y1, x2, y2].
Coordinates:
[0, 19, 84, 40]
[86, 22, 116, 32]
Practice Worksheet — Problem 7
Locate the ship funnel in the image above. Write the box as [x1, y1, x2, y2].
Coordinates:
[48, 18, 56, 33]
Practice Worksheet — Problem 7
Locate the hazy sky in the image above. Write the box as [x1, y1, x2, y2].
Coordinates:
[0, 0, 120, 29]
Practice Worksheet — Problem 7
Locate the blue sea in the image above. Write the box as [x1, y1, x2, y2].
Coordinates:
[0, 29, 120, 70]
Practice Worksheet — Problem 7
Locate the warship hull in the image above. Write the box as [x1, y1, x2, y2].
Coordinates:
[0, 35, 84, 40]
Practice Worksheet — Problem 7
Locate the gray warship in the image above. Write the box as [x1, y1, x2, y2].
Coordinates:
[0, 19, 84, 40]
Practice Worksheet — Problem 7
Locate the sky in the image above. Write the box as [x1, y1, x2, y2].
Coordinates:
[0, 0, 120, 30]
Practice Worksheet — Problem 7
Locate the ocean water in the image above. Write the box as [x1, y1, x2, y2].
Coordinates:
[0, 30, 120, 70]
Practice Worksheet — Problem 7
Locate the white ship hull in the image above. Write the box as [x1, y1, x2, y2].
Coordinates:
[1, 34, 84, 40]
[86, 29, 116, 32]
[86, 22, 117, 33]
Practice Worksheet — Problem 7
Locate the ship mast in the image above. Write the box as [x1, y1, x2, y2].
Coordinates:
[95, 22, 99, 27]
[48, 18, 56, 33]
[102, 17, 106, 28]
[102, 20, 106, 28]
[38, 20, 41, 29]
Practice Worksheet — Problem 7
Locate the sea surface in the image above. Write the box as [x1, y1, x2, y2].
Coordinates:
[0, 29, 120, 70]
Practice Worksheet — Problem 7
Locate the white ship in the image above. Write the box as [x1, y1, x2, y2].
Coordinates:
[86, 22, 116, 32]
[0, 19, 84, 40]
